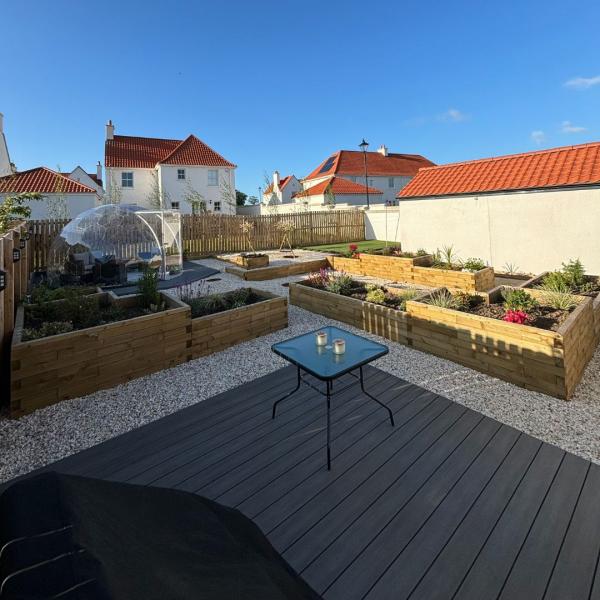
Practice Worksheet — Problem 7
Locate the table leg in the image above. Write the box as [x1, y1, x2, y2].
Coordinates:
[272, 366, 301, 419]
[326, 379, 331, 470]
[359, 366, 394, 426]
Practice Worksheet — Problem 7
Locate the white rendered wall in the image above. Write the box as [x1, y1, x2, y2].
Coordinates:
[0, 193, 99, 220]
[364, 187, 600, 274]
[68, 166, 104, 195]
[104, 168, 155, 206]
[159, 165, 236, 214]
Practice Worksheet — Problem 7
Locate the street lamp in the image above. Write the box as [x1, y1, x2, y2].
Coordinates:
[359, 138, 370, 209]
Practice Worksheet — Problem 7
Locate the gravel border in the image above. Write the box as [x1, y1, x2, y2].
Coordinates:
[1, 258, 599, 484]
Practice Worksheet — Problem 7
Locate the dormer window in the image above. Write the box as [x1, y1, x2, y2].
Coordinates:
[177, 169, 186, 180]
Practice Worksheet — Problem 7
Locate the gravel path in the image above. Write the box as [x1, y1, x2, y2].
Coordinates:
[1, 258, 599, 484]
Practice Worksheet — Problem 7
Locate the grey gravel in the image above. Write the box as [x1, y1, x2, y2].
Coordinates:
[1, 257, 599, 484]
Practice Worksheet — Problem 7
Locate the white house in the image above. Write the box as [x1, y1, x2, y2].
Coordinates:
[361, 140, 600, 274]
[302, 145, 435, 207]
[62, 164, 103, 196]
[104, 121, 237, 215]
[294, 175, 382, 208]
[262, 171, 302, 205]
[0, 167, 100, 219]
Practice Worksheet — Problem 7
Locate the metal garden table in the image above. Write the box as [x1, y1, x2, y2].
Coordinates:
[271, 326, 394, 470]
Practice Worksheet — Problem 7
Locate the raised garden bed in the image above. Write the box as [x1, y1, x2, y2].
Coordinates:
[406, 287, 596, 399]
[10, 291, 191, 417]
[289, 279, 427, 344]
[524, 267, 600, 345]
[188, 288, 287, 359]
[231, 253, 269, 269]
[325, 254, 493, 292]
[225, 258, 328, 281]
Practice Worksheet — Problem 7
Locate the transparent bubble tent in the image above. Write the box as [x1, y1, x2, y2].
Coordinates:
[48, 204, 183, 286]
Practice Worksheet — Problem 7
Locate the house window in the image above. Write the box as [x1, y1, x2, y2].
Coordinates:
[121, 172, 134, 187]
[171, 201, 180, 210]
[177, 169, 186, 180]
[214, 201, 221, 212]
[208, 169, 218, 186]
[388, 177, 394, 188]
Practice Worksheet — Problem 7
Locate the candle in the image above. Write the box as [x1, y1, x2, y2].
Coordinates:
[333, 338, 346, 354]
[316, 331, 328, 346]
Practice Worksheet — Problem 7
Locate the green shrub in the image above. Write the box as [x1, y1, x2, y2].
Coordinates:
[365, 287, 386, 305]
[227, 288, 252, 309]
[324, 272, 354, 295]
[29, 283, 96, 304]
[561, 258, 586, 288]
[59, 291, 103, 329]
[461, 258, 486, 272]
[22, 321, 74, 341]
[537, 282, 578, 311]
[542, 270, 569, 290]
[425, 290, 461, 309]
[502, 288, 538, 312]
[416, 248, 429, 256]
[395, 289, 419, 311]
[137, 268, 161, 309]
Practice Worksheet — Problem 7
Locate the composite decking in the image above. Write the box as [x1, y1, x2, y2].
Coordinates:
[7, 366, 600, 599]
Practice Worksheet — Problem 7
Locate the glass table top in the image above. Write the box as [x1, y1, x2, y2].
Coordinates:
[271, 326, 388, 380]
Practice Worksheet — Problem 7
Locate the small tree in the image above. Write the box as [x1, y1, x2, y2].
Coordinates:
[324, 183, 336, 210]
[247, 195, 259, 206]
[182, 182, 207, 214]
[47, 167, 70, 220]
[236, 189, 248, 206]
[146, 170, 171, 210]
[239, 219, 256, 253]
[219, 173, 237, 213]
[0, 192, 42, 233]
[277, 219, 295, 257]
[106, 170, 122, 205]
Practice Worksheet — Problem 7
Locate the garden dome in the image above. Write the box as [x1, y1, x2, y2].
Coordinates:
[47, 204, 182, 286]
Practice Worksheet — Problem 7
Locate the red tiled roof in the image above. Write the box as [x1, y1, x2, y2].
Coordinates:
[399, 141, 600, 198]
[264, 175, 293, 195]
[105, 134, 236, 168]
[305, 150, 435, 181]
[0, 167, 97, 194]
[296, 176, 383, 197]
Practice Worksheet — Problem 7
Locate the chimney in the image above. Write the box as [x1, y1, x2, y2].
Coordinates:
[96, 161, 102, 182]
[0, 113, 3, 133]
[105, 119, 114, 140]
[378, 144, 388, 156]
[273, 170, 280, 190]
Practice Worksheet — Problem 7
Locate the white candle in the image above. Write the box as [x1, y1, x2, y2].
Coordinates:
[316, 331, 328, 346]
[333, 338, 346, 354]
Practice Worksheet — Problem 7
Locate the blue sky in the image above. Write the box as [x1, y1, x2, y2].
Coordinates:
[2, 0, 599, 197]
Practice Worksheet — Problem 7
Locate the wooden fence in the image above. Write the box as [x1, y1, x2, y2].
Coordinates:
[1, 221, 31, 398]
[27, 210, 366, 269]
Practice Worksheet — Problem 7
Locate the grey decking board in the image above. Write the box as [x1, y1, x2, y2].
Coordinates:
[152, 371, 392, 493]
[319, 416, 507, 598]
[406, 435, 543, 600]
[497, 452, 591, 600]
[235, 387, 439, 517]
[544, 464, 600, 600]
[4, 365, 600, 600]
[216, 376, 421, 508]
[452, 443, 567, 600]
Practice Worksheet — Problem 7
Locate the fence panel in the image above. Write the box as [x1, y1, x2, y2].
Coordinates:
[29, 210, 365, 267]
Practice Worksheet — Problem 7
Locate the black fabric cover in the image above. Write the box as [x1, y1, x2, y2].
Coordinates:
[0, 472, 322, 600]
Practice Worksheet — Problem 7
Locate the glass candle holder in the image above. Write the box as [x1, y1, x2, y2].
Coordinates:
[333, 338, 346, 354]
[316, 331, 328, 346]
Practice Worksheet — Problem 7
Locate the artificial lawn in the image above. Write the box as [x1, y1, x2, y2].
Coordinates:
[303, 240, 396, 253]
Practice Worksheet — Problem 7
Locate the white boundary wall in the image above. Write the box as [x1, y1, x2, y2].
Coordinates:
[365, 186, 600, 274]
